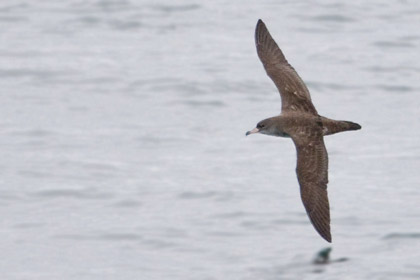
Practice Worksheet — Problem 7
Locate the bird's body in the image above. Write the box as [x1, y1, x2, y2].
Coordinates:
[246, 20, 361, 242]
[255, 114, 360, 138]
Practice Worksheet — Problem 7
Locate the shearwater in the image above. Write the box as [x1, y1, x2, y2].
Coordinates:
[246, 19, 361, 242]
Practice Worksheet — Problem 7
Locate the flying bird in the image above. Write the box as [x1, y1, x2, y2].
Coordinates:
[246, 19, 361, 242]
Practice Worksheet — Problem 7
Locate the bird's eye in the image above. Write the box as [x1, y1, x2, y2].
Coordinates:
[258, 124, 265, 129]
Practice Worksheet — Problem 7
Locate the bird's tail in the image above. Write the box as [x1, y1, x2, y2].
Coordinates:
[320, 116, 361, 136]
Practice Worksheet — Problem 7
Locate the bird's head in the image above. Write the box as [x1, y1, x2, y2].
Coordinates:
[246, 117, 281, 137]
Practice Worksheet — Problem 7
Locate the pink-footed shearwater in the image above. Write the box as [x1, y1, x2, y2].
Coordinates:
[246, 19, 361, 242]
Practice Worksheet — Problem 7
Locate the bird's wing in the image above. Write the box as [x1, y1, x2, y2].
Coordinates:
[291, 129, 331, 242]
[255, 19, 318, 115]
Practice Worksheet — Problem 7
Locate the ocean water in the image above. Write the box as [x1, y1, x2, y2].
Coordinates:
[1, 1, 420, 279]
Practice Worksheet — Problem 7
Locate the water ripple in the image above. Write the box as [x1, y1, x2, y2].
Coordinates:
[363, 66, 420, 73]
[182, 100, 225, 107]
[29, 189, 114, 200]
[375, 85, 413, 93]
[178, 191, 234, 201]
[55, 233, 143, 241]
[373, 40, 416, 48]
[383, 233, 420, 239]
[311, 14, 356, 23]
[0, 15, 26, 22]
[110, 199, 142, 208]
[150, 4, 201, 13]
[0, 68, 69, 79]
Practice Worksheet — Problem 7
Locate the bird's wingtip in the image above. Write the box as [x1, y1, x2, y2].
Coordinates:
[322, 231, 332, 243]
[255, 19, 266, 45]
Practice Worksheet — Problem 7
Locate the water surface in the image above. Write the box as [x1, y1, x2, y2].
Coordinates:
[1, 1, 420, 279]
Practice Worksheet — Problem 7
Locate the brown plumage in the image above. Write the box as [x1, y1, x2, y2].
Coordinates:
[246, 20, 361, 242]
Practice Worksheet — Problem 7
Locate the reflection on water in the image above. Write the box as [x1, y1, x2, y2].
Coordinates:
[1, 0, 420, 279]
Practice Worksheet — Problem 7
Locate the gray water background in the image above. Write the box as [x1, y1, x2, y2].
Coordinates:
[1, 1, 420, 279]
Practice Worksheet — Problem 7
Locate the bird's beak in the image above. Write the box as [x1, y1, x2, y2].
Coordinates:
[246, 127, 259, 136]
